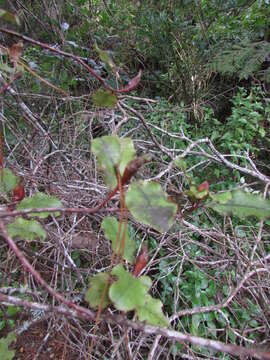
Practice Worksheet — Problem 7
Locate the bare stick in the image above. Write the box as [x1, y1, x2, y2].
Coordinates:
[1, 292, 269, 360]
[0, 27, 137, 94]
[0, 219, 95, 320]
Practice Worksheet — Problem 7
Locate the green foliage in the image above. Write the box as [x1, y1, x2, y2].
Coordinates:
[125, 181, 177, 232]
[0, 168, 61, 243]
[118, 138, 136, 175]
[0, 331, 16, 360]
[109, 264, 168, 327]
[0, 8, 20, 25]
[7, 218, 46, 241]
[109, 264, 151, 311]
[94, 43, 117, 73]
[1, 2, 270, 356]
[92, 89, 118, 108]
[85, 264, 168, 327]
[179, 268, 217, 337]
[0, 62, 16, 75]
[17, 192, 62, 218]
[85, 273, 110, 309]
[220, 87, 270, 155]
[212, 41, 270, 81]
[0, 169, 17, 195]
[91, 135, 135, 189]
[0, 305, 19, 332]
[136, 295, 169, 327]
[101, 216, 135, 264]
[209, 190, 270, 220]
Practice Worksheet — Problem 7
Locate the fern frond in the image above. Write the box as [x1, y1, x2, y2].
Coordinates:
[211, 40, 270, 80]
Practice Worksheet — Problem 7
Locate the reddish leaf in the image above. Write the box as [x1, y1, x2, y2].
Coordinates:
[12, 179, 24, 202]
[8, 40, 23, 68]
[197, 180, 209, 193]
[121, 154, 151, 186]
[119, 69, 142, 93]
[133, 245, 148, 277]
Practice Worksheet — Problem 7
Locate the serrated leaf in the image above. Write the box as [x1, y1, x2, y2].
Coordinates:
[125, 181, 177, 232]
[85, 272, 110, 309]
[101, 216, 135, 264]
[109, 264, 151, 311]
[7, 217, 46, 241]
[109, 265, 168, 327]
[209, 190, 270, 220]
[16, 192, 62, 218]
[0, 9, 20, 25]
[0, 169, 17, 194]
[136, 295, 169, 327]
[92, 135, 135, 189]
[92, 89, 118, 108]
[210, 191, 232, 204]
[0, 331, 16, 360]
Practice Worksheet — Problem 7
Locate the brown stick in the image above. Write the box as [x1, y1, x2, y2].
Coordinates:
[0, 27, 113, 91]
[0, 219, 95, 320]
[1, 292, 270, 360]
[0, 72, 23, 95]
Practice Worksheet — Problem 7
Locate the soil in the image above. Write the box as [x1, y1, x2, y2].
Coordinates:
[2, 319, 79, 360]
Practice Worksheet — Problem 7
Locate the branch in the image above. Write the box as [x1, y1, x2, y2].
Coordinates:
[0, 219, 95, 320]
[0, 292, 269, 360]
[0, 27, 140, 94]
[0, 72, 23, 95]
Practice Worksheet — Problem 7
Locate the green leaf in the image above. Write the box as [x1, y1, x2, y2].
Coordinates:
[191, 314, 202, 335]
[7, 306, 20, 317]
[109, 264, 151, 311]
[92, 136, 135, 189]
[0, 331, 16, 360]
[92, 89, 118, 108]
[0, 169, 17, 194]
[109, 265, 168, 326]
[92, 135, 121, 189]
[7, 218, 46, 241]
[16, 192, 62, 219]
[119, 138, 136, 175]
[174, 157, 187, 171]
[94, 43, 116, 71]
[125, 181, 177, 232]
[210, 191, 232, 204]
[136, 295, 169, 327]
[185, 185, 208, 201]
[85, 272, 110, 309]
[0, 9, 20, 25]
[0, 62, 16, 74]
[209, 190, 270, 220]
[101, 216, 135, 264]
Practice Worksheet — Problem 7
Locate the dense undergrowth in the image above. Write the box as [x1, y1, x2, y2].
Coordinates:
[0, 1, 269, 359]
